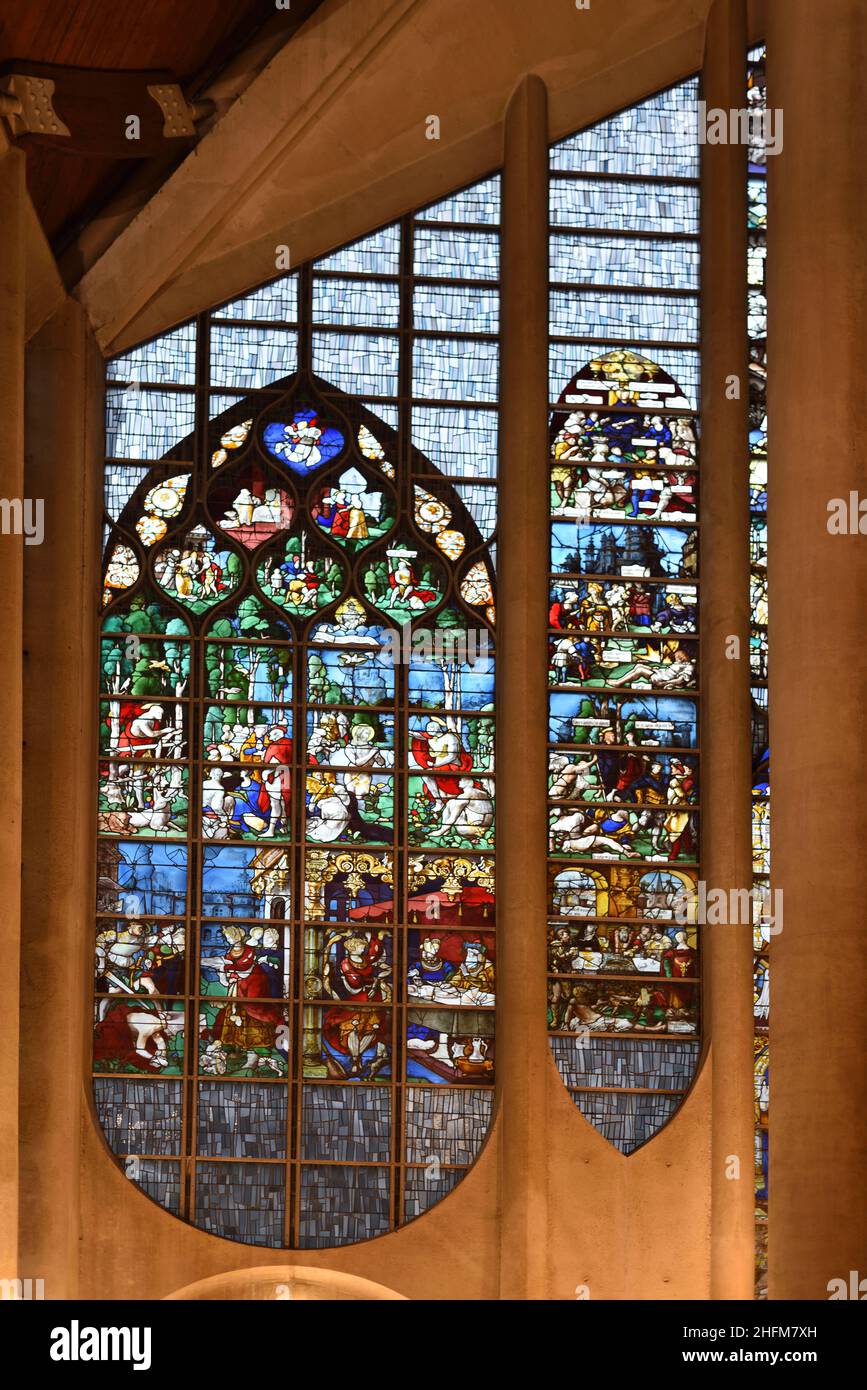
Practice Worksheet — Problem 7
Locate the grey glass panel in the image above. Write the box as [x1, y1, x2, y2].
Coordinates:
[413, 337, 499, 402]
[550, 233, 699, 290]
[550, 80, 700, 178]
[312, 277, 400, 328]
[195, 1162, 285, 1247]
[549, 1037, 700, 1090]
[127, 1158, 181, 1215]
[107, 323, 197, 386]
[213, 275, 299, 323]
[210, 325, 298, 389]
[404, 1085, 493, 1165]
[414, 283, 499, 334]
[748, 287, 767, 342]
[316, 225, 401, 276]
[550, 290, 699, 343]
[417, 176, 501, 224]
[403, 1165, 465, 1221]
[455, 483, 498, 540]
[301, 1086, 391, 1162]
[412, 407, 499, 478]
[570, 1090, 681, 1155]
[106, 388, 196, 460]
[105, 464, 151, 520]
[550, 177, 699, 235]
[297, 1165, 390, 1248]
[209, 393, 247, 420]
[414, 227, 499, 280]
[313, 332, 399, 397]
[94, 1078, 183, 1156]
[360, 401, 399, 431]
[196, 1081, 287, 1159]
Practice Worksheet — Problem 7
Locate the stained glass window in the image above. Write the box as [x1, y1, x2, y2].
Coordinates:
[546, 81, 702, 1153]
[95, 177, 500, 1248]
[747, 43, 770, 1298]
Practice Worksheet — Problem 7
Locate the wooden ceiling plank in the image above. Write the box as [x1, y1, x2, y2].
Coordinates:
[2, 0, 292, 248]
[38, 1, 84, 65]
[54, 0, 324, 275]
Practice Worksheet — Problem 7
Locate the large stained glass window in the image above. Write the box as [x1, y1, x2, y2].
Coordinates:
[546, 81, 702, 1153]
[747, 43, 770, 1298]
[94, 177, 500, 1247]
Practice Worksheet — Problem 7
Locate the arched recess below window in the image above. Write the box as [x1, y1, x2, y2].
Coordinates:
[545, 352, 702, 1154]
[166, 1266, 407, 1301]
[94, 366, 497, 1249]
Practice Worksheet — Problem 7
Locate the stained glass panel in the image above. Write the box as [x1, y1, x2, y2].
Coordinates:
[547, 80, 702, 1153]
[748, 43, 770, 1299]
[97, 178, 500, 1247]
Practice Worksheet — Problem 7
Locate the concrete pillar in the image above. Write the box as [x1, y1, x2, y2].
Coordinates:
[496, 73, 551, 1300]
[700, 0, 756, 1300]
[0, 148, 26, 1285]
[20, 299, 103, 1297]
[766, 0, 867, 1299]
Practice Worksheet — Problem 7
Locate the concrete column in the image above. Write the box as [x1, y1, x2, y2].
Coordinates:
[20, 300, 103, 1297]
[496, 73, 551, 1300]
[0, 148, 26, 1285]
[700, 0, 756, 1300]
[766, 0, 867, 1299]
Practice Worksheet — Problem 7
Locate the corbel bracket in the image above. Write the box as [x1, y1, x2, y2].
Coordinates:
[0, 63, 209, 157]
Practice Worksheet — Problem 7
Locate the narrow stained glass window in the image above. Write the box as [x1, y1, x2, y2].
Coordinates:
[747, 43, 770, 1299]
[546, 81, 702, 1154]
[95, 177, 500, 1248]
